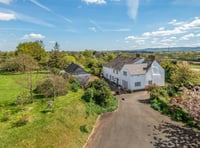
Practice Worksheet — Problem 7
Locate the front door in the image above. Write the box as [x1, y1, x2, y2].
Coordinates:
[122, 80, 128, 89]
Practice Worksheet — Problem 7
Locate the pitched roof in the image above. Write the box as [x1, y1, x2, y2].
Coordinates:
[104, 56, 140, 70]
[64, 63, 89, 75]
[123, 63, 148, 75]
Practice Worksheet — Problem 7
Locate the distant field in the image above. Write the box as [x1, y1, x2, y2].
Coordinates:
[190, 64, 200, 69]
[0, 73, 98, 147]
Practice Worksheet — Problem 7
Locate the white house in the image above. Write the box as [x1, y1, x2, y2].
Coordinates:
[103, 54, 165, 91]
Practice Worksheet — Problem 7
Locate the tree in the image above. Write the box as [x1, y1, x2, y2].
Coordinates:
[61, 55, 76, 67]
[161, 58, 175, 82]
[1, 54, 38, 72]
[34, 74, 67, 99]
[48, 50, 65, 70]
[54, 42, 60, 50]
[16, 41, 47, 62]
[170, 62, 196, 88]
[84, 80, 112, 106]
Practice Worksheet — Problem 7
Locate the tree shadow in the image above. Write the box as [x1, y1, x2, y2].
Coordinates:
[152, 121, 200, 148]
[138, 99, 151, 104]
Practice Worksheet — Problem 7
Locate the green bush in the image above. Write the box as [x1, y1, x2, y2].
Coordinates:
[70, 80, 80, 92]
[12, 112, 29, 127]
[84, 79, 112, 107]
[168, 105, 192, 122]
[1, 110, 11, 122]
[150, 98, 168, 112]
[34, 75, 67, 98]
[82, 88, 93, 102]
[80, 124, 89, 133]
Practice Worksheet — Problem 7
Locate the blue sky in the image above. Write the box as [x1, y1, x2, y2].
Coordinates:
[0, 0, 200, 51]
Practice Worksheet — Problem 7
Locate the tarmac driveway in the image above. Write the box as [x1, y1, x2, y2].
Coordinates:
[85, 91, 200, 148]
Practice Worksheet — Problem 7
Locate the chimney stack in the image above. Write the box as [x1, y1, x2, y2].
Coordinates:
[149, 55, 156, 61]
[136, 54, 140, 58]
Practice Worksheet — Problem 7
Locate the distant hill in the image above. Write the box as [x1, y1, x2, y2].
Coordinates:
[111, 47, 200, 53]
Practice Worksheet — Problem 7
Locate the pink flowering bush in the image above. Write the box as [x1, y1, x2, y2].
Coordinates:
[170, 87, 200, 125]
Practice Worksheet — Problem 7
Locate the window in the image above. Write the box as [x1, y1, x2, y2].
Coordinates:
[135, 82, 141, 87]
[148, 80, 152, 85]
[113, 69, 115, 73]
[106, 74, 108, 78]
[116, 70, 118, 74]
[123, 71, 127, 76]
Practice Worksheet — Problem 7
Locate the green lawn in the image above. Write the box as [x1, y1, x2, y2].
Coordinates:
[0, 73, 99, 147]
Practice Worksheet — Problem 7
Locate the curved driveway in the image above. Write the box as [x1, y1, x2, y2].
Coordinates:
[85, 91, 200, 148]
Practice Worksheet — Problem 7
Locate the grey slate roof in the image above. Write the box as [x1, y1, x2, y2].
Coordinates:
[64, 63, 90, 75]
[123, 63, 148, 75]
[104, 56, 140, 70]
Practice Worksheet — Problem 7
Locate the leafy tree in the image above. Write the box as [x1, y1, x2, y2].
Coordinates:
[16, 41, 47, 62]
[1, 54, 38, 72]
[48, 50, 65, 70]
[170, 62, 196, 88]
[61, 55, 76, 67]
[84, 79, 112, 106]
[161, 58, 175, 82]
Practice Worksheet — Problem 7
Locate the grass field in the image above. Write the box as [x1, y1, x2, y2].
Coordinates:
[0, 73, 101, 147]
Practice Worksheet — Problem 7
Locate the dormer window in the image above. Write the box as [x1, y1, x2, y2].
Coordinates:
[123, 71, 127, 76]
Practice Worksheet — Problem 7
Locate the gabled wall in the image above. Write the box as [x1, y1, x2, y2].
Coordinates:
[146, 61, 165, 86]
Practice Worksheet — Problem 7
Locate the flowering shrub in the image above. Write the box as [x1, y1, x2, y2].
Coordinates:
[170, 87, 200, 125]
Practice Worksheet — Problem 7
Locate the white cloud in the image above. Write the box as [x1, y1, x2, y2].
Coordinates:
[142, 28, 183, 37]
[82, 0, 106, 4]
[181, 18, 200, 30]
[29, 0, 51, 11]
[21, 33, 45, 40]
[0, 0, 12, 4]
[196, 34, 200, 37]
[170, 36, 177, 40]
[89, 27, 97, 32]
[158, 27, 165, 31]
[125, 35, 145, 41]
[0, 12, 16, 21]
[180, 33, 195, 40]
[125, 36, 137, 40]
[126, 0, 139, 20]
[143, 18, 200, 37]
[168, 19, 185, 26]
[135, 40, 145, 45]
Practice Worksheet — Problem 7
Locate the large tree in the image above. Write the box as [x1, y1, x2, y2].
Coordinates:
[170, 61, 196, 88]
[16, 41, 47, 61]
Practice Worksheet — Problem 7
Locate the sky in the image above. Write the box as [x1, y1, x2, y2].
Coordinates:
[0, 0, 200, 51]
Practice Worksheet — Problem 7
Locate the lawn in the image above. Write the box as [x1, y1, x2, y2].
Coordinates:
[0, 73, 99, 147]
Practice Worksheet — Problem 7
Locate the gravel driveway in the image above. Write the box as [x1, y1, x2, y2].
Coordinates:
[85, 91, 200, 148]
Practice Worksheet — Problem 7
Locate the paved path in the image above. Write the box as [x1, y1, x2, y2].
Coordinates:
[85, 91, 200, 148]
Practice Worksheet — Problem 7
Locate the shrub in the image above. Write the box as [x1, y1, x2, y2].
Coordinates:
[168, 105, 192, 122]
[80, 124, 89, 133]
[70, 79, 80, 92]
[82, 88, 93, 102]
[85, 79, 112, 107]
[1, 110, 11, 122]
[34, 75, 67, 98]
[13, 112, 30, 127]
